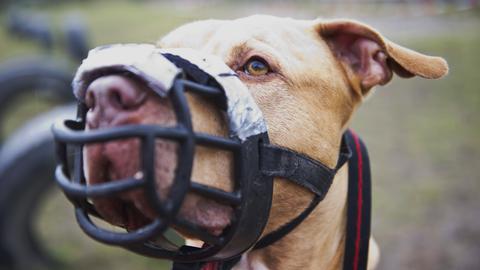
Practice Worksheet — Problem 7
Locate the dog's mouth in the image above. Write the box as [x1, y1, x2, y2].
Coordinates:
[95, 196, 153, 232]
[86, 137, 234, 237]
[83, 74, 233, 237]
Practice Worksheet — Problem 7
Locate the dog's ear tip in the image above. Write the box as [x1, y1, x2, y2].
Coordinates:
[432, 57, 449, 78]
[425, 57, 449, 79]
[385, 41, 449, 80]
[398, 55, 449, 79]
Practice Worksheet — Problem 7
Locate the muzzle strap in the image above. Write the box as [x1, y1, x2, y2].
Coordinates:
[253, 133, 351, 250]
[261, 146, 341, 199]
[259, 134, 351, 199]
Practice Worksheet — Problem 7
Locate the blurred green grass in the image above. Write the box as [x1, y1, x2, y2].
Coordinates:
[0, 1, 479, 269]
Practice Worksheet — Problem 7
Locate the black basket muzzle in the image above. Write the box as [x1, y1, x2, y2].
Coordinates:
[53, 66, 273, 262]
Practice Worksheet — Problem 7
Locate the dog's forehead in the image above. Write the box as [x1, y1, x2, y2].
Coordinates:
[230, 15, 311, 32]
[159, 15, 314, 55]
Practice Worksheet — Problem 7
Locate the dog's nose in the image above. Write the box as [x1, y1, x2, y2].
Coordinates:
[85, 75, 147, 128]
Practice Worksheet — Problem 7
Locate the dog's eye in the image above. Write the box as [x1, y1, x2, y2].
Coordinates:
[243, 58, 270, 76]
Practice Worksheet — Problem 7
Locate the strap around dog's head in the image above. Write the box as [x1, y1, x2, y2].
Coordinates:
[254, 134, 351, 250]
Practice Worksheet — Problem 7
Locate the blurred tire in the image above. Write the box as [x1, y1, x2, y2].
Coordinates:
[0, 57, 73, 144]
[0, 106, 75, 270]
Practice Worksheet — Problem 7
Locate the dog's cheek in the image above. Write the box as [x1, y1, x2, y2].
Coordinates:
[262, 179, 313, 236]
[191, 145, 234, 193]
[153, 139, 178, 199]
[246, 80, 304, 147]
[104, 138, 141, 180]
[185, 91, 233, 192]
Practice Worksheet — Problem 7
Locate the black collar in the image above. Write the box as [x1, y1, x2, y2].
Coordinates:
[342, 130, 372, 270]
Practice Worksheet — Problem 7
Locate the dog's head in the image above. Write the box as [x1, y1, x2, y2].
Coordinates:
[70, 15, 447, 254]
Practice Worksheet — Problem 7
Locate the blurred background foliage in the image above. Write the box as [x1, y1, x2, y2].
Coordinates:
[0, 0, 479, 270]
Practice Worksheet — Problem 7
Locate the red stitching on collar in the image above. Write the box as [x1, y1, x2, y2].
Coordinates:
[201, 261, 220, 270]
[351, 131, 364, 270]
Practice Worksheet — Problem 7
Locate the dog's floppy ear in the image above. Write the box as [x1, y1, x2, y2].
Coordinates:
[316, 19, 448, 95]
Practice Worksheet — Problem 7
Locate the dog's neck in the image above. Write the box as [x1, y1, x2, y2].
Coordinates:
[233, 167, 349, 270]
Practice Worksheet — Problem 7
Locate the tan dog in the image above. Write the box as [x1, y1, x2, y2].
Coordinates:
[83, 15, 448, 270]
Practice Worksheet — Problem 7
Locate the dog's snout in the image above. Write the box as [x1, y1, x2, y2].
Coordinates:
[86, 75, 147, 111]
[85, 75, 147, 128]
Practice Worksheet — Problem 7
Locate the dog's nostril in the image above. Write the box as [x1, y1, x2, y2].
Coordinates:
[108, 87, 126, 110]
[85, 75, 148, 112]
[85, 89, 96, 109]
[103, 84, 147, 111]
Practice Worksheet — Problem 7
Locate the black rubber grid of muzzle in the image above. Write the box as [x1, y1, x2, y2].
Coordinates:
[52, 52, 273, 262]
